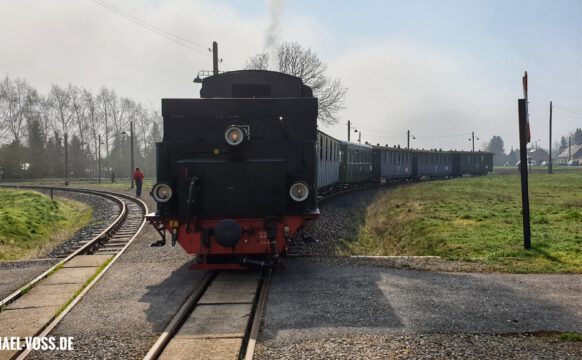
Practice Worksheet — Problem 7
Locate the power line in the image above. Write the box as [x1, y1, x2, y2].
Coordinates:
[415, 133, 473, 139]
[554, 108, 582, 117]
[92, 0, 208, 55]
[555, 104, 582, 113]
[554, 109, 582, 120]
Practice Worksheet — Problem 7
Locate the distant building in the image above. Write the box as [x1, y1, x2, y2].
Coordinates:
[556, 144, 582, 165]
[528, 148, 549, 164]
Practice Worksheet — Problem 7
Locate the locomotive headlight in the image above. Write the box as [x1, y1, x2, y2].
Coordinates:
[225, 126, 245, 146]
[289, 181, 309, 202]
[152, 183, 173, 203]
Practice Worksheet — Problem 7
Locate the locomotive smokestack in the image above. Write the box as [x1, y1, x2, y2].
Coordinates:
[212, 41, 219, 75]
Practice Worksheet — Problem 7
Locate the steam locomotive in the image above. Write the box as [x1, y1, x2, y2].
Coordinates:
[146, 70, 493, 270]
[146, 70, 319, 269]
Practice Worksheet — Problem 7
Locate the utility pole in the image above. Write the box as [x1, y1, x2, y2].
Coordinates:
[407, 130, 414, 149]
[569, 136, 572, 162]
[549, 101, 553, 174]
[98, 134, 102, 184]
[130, 121, 135, 189]
[470, 131, 477, 152]
[347, 120, 351, 141]
[212, 41, 219, 75]
[518, 71, 531, 250]
[64, 132, 69, 186]
[358, 131, 362, 144]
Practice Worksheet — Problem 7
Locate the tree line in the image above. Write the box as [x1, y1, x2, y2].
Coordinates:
[485, 128, 582, 166]
[0, 76, 161, 180]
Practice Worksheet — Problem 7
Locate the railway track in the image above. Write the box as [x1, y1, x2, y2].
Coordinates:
[144, 270, 271, 360]
[0, 185, 147, 360]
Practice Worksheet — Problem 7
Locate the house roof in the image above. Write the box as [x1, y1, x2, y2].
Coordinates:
[556, 144, 582, 159]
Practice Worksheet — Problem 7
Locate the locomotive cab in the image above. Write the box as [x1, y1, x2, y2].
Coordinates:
[147, 70, 319, 269]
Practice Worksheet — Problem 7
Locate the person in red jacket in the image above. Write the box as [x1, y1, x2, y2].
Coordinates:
[133, 167, 144, 197]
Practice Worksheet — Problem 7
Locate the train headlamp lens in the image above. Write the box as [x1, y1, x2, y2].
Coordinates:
[289, 182, 309, 202]
[225, 126, 244, 146]
[152, 183, 173, 203]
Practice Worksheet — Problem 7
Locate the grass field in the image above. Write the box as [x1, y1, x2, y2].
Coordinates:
[341, 172, 582, 273]
[0, 189, 92, 261]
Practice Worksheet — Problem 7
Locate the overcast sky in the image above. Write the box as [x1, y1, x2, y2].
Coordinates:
[1, 0, 581, 151]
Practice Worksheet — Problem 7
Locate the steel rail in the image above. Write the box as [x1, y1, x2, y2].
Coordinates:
[243, 269, 272, 360]
[142, 271, 216, 360]
[15, 192, 149, 360]
[0, 185, 131, 310]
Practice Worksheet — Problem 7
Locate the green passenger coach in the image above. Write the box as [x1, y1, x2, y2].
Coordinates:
[339, 141, 373, 183]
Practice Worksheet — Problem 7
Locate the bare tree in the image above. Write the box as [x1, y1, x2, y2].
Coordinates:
[69, 85, 89, 145]
[48, 84, 74, 137]
[84, 90, 100, 168]
[0, 76, 15, 142]
[245, 53, 269, 70]
[132, 102, 149, 159]
[0, 77, 164, 180]
[0, 77, 33, 143]
[106, 91, 130, 138]
[39, 95, 54, 143]
[97, 87, 112, 158]
[244, 42, 347, 125]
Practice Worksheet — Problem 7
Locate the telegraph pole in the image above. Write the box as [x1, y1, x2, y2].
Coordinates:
[130, 121, 135, 189]
[358, 131, 362, 144]
[98, 134, 102, 184]
[549, 101, 553, 174]
[64, 132, 69, 186]
[212, 41, 219, 75]
[347, 120, 351, 141]
[518, 71, 531, 250]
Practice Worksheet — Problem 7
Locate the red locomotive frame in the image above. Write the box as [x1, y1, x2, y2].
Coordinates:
[147, 213, 319, 270]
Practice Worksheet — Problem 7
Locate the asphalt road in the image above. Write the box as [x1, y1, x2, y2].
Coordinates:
[260, 258, 581, 343]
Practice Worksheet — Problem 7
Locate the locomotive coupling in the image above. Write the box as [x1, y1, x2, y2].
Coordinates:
[214, 219, 242, 247]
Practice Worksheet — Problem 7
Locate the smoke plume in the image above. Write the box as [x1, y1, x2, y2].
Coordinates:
[265, 0, 284, 67]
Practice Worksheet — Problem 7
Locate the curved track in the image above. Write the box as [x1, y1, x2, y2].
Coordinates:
[0, 185, 146, 310]
[0, 185, 147, 360]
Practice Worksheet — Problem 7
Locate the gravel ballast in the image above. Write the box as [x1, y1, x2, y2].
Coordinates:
[47, 191, 120, 258]
[256, 333, 582, 359]
[27, 191, 206, 360]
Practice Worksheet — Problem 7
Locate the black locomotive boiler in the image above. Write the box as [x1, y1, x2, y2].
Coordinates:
[147, 70, 319, 269]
